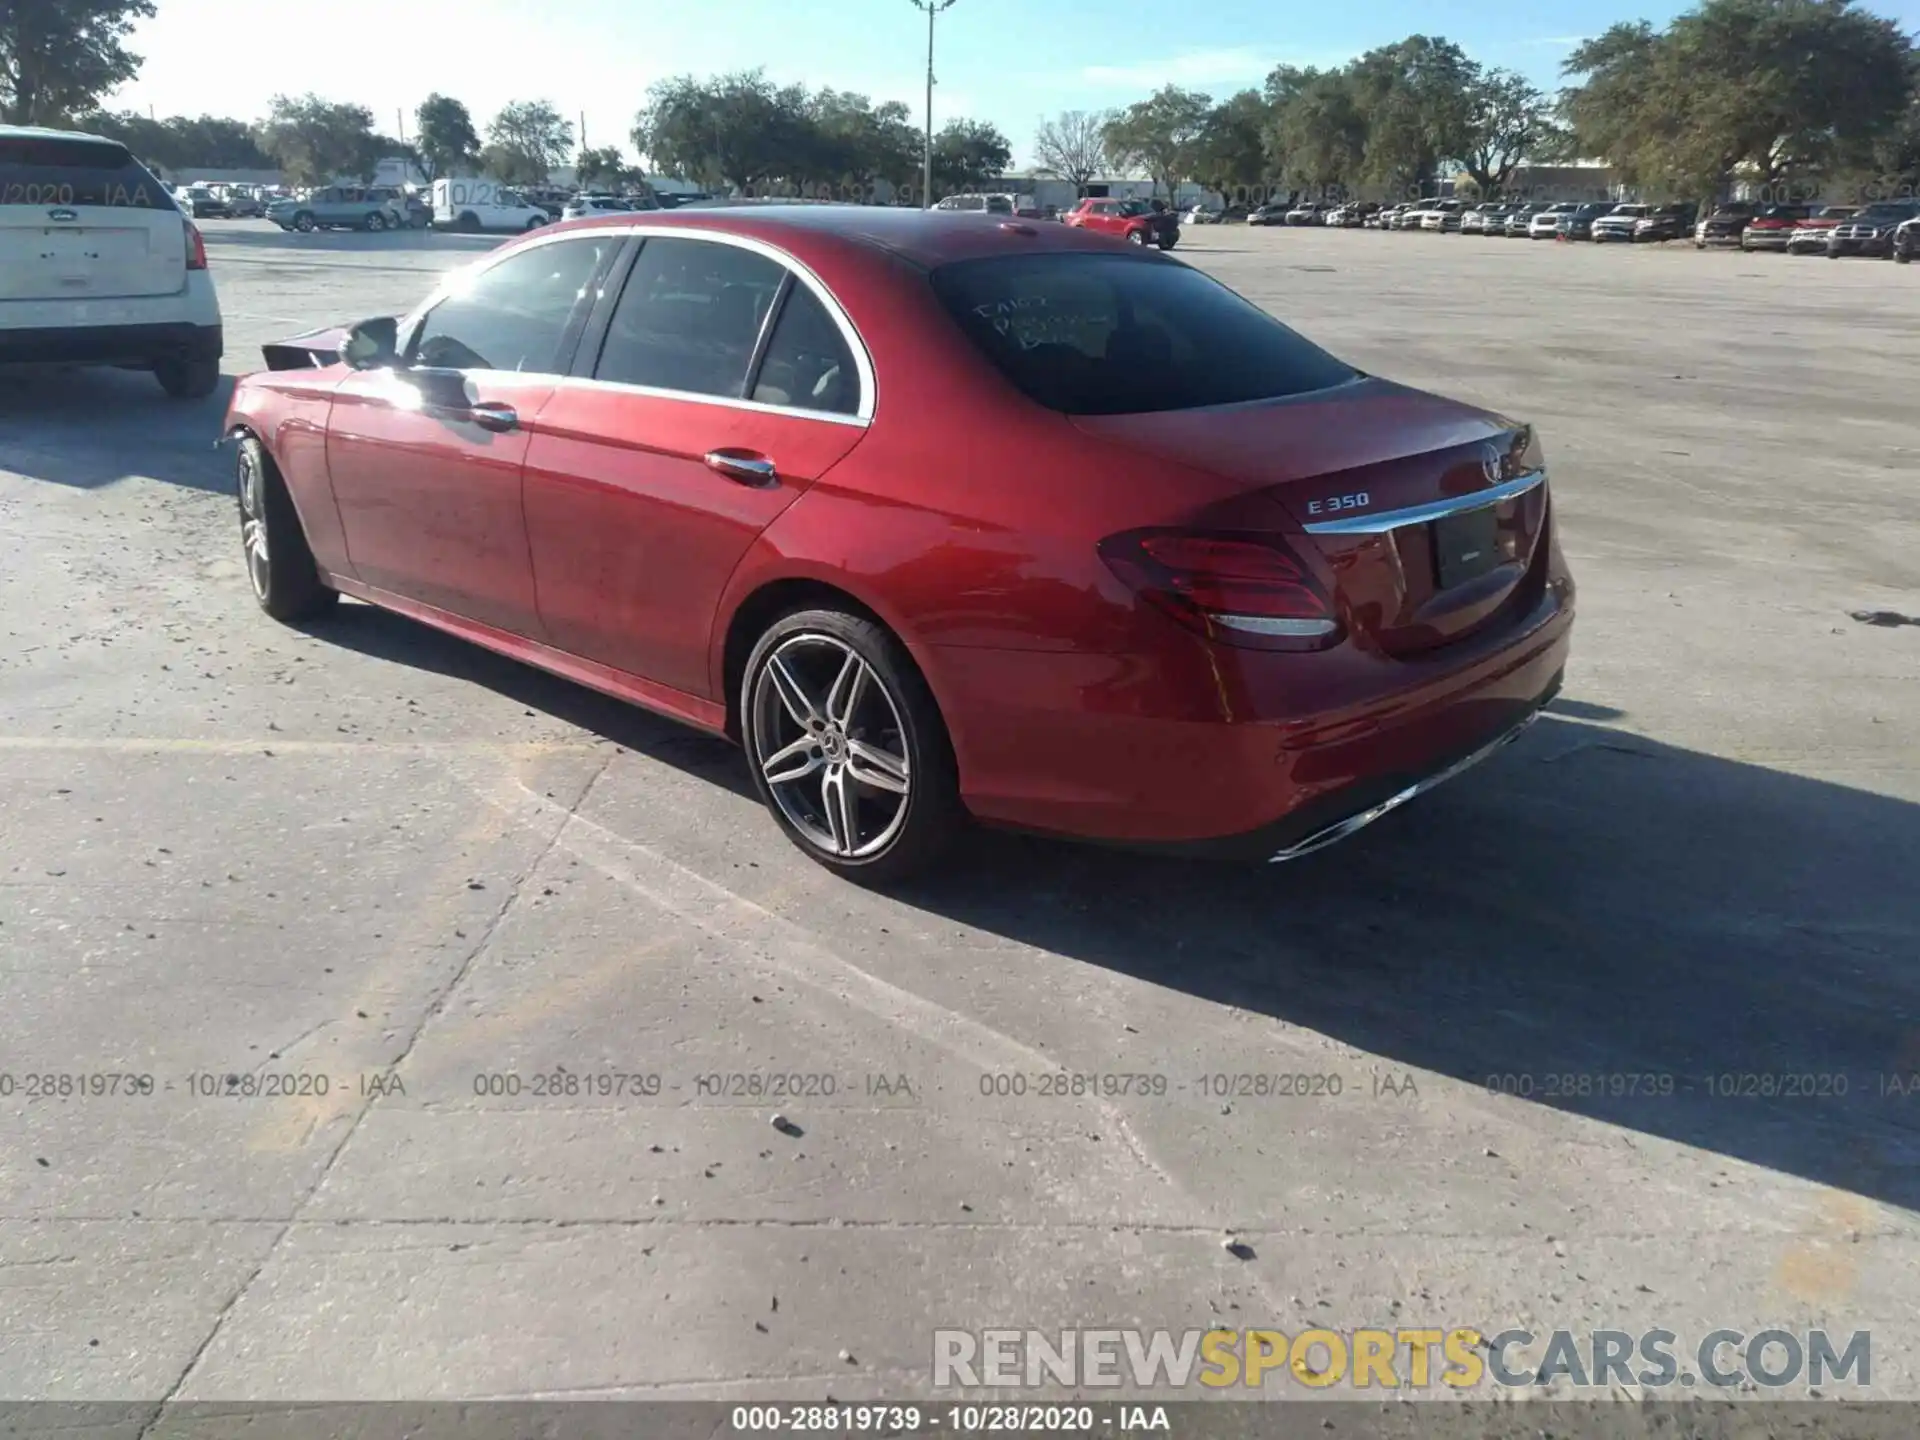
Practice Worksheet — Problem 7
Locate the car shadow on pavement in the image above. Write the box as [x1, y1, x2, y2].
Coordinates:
[892, 714, 1920, 1213]
[0, 367, 233, 493]
[275, 593, 1920, 1211]
[305, 601, 751, 787]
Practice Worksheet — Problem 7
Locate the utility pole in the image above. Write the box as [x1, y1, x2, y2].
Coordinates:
[908, 0, 957, 208]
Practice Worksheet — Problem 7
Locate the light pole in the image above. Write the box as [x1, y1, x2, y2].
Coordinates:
[909, 0, 956, 208]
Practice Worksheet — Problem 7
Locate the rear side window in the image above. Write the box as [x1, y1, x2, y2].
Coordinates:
[0, 135, 172, 209]
[750, 284, 860, 416]
[930, 252, 1356, 417]
[595, 236, 785, 397]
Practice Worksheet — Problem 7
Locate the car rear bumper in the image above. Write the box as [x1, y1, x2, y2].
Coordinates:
[933, 567, 1574, 855]
[0, 320, 221, 367]
[1742, 232, 1792, 249]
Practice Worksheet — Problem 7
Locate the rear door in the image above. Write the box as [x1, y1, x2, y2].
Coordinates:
[523, 232, 869, 697]
[0, 133, 187, 303]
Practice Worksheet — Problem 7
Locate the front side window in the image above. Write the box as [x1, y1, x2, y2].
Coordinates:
[412, 237, 613, 373]
[594, 236, 785, 397]
[930, 252, 1356, 416]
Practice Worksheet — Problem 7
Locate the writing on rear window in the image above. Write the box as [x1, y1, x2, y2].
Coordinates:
[1, 180, 156, 207]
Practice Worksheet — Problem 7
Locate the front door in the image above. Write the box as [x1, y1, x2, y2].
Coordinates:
[325, 233, 622, 637]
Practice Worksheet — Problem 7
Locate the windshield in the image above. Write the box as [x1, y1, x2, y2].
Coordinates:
[929, 252, 1357, 416]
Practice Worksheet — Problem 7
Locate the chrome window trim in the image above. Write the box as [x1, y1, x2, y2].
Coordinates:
[413, 222, 877, 424]
[1302, 469, 1547, 535]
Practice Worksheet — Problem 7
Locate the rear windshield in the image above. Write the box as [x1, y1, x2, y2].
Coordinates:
[0, 135, 173, 209]
[929, 252, 1357, 417]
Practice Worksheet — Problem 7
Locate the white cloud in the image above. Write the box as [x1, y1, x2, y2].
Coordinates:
[1080, 47, 1284, 89]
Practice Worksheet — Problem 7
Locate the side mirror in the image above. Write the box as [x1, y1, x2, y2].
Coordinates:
[341, 316, 400, 371]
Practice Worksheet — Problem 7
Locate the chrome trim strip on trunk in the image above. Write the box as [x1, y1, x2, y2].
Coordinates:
[1267, 710, 1541, 863]
[1302, 469, 1547, 535]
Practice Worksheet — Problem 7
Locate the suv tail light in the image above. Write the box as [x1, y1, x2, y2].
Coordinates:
[1099, 529, 1341, 650]
[185, 220, 208, 270]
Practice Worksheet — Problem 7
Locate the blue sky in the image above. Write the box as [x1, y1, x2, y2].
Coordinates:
[109, 0, 1920, 170]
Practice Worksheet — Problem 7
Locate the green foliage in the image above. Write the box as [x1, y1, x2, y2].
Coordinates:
[1561, 0, 1916, 201]
[485, 99, 572, 184]
[1193, 90, 1270, 192]
[74, 110, 273, 173]
[414, 94, 480, 181]
[0, 0, 154, 125]
[1102, 86, 1214, 197]
[931, 117, 1011, 193]
[258, 93, 381, 187]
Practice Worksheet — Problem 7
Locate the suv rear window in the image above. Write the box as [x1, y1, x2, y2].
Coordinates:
[0, 135, 172, 209]
[929, 252, 1357, 416]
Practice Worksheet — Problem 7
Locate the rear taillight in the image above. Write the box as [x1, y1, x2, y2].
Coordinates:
[185, 221, 208, 270]
[1099, 529, 1340, 650]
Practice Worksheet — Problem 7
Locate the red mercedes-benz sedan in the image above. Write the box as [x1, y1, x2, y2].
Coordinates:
[221, 206, 1574, 881]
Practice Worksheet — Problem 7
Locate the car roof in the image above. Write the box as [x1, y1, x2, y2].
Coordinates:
[538, 204, 1137, 269]
[0, 123, 120, 144]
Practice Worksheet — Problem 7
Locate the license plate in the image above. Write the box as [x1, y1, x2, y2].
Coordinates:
[1432, 506, 1500, 589]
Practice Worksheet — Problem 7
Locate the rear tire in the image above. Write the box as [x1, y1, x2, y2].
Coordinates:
[525, 215, 545, 231]
[294, 211, 315, 233]
[154, 357, 220, 400]
[365, 211, 385, 232]
[1897, 248, 1912, 264]
[741, 608, 962, 885]
[235, 435, 337, 623]
[458, 211, 481, 233]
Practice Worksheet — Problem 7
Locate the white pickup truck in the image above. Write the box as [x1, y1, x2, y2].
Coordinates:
[431, 178, 550, 234]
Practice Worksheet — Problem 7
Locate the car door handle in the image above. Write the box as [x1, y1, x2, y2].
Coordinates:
[704, 449, 778, 486]
[466, 401, 519, 433]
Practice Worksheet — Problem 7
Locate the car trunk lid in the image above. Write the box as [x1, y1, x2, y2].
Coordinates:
[0, 135, 186, 302]
[1075, 378, 1550, 656]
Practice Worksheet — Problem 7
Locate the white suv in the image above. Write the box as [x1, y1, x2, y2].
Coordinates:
[1, 125, 223, 398]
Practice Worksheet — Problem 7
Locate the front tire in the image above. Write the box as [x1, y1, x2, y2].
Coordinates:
[365, 211, 386, 232]
[741, 609, 961, 884]
[154, 357, 220, 400]
[525, 215, 545, 231]
[293, 211, 315, 233]
[1126, 228, 1147, 245]
[234, 435, 338, 623]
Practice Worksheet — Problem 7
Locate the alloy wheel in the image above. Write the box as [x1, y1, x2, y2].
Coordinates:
[236, 445, 270, 599]
[749, 633, 912, 859]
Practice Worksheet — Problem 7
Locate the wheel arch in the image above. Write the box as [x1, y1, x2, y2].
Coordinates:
[716, 574, 943, 746]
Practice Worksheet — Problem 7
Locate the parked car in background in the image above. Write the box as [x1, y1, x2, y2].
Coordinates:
[1368, 203, 1408, 229]
[1325, 201, 1377, 227]
[1552, 202, 1615, 240]
[1459, 203, 1507, 234]
[211, 183, 264, 218]
[173, 184, 229, 219]
[1528, 203, 1575, 238]
[1181, 203, 1222, 225]
[430, 177, 550, 233]
[1, 125, 223, 398]
[935, 192, 1017, 215]
[1632, 203, 1697, 242]
[1282, 201, 1329, 225]
[1740, 204, 1811, 251]
[1826, 201, 1920, 257]
[220, 206, 1572, 881]
[1390, 201, 1438, 230]
[563, 193, 638, 221]
[366, 186, 429, 228]
[1589, 203, 1651, 242]
[1063, 196, 1180, 249]
[1695, 202, 1757, 248]
[1218, 204, 1249, 223]
[268, 185, 404, 233]
[1785, 206, 1856, 253]
[1893, 216, 1919, 263]
[1503, 205, 1539, 236]
[1413, 199, 1465, 232]
[1247, 201, 1289, 226]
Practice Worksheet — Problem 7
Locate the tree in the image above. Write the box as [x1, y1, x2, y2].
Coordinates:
[1032, 109, 1111, 195]
[802, 90, 920, 194]
[930, 117, 1011, 194]
[257, 94, 380, 187]
[1192, 90, 1271, 195]
[1347, 35, 1476, 197]
[1, 0, 155, 124]
[632, 70, 806, 193]
[575, 145, 627, 190]
[1459, 67, 1557, 196]
[1562, 0, 1915, 202]
[1264, 66, 1368, 192]
[414, 93, 479, 181]
[1102, 85, 1213, 199]
[485, 99, 572, 184]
